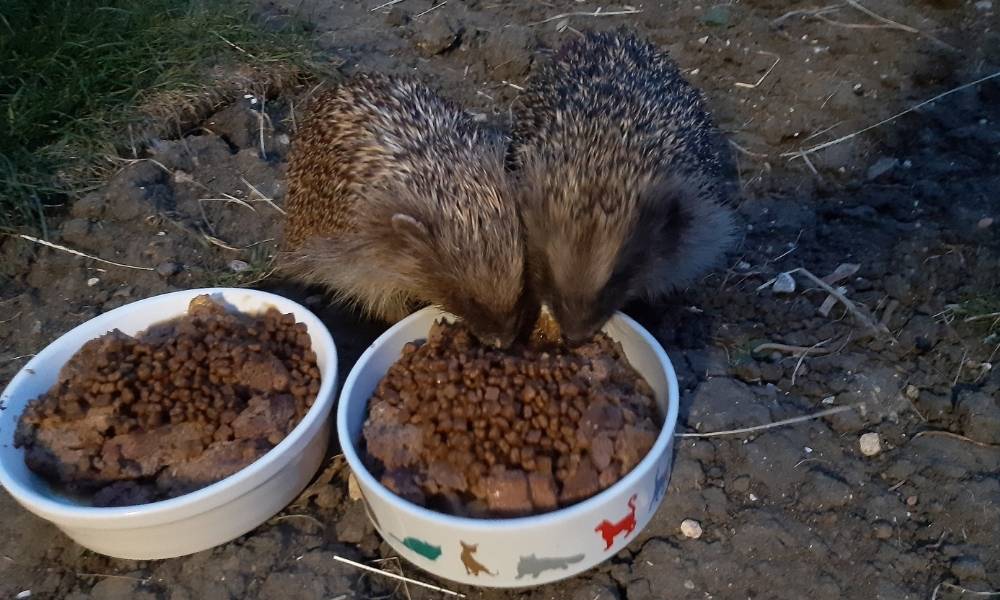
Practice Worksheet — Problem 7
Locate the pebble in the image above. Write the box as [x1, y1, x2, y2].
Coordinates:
[347, 472, 362, 501]
[86, 277, 100, 287]
[859, 432, 882, 456]
[978, 217, 994, 229]
[229, 259, 250, 272]
[906, 495, 918, 507]
[872, 520, 893, 540]
[905, 385, 920, 400]
[155, 261, 180, 277]
[680, 519, 703, 539]
[772, 271, 796, 293]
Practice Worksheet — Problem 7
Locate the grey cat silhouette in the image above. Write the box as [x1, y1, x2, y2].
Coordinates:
[515, 553, 585, 579]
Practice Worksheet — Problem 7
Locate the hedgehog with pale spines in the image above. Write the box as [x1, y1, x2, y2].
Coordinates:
[508, 29, 738, 344]
[280, 72, 531, 348]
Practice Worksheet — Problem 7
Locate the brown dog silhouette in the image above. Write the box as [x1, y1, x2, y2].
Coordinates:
[459, 541, 496, 576]
[594, 494, 638, 550]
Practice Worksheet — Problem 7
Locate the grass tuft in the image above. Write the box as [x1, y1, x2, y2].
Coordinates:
[0, 0, 320, 234]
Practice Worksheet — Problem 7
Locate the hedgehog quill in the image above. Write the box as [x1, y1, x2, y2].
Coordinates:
[509, 29, 739, 344]
[280, 73, 532, 348]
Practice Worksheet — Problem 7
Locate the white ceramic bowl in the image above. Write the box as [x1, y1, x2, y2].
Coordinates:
[338, 307, 679, 588]
[0, 288, 338, 560]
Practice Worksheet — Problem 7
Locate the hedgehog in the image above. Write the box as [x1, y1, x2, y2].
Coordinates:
[507, 29, 739, 344]
[279, 72, 531, 348]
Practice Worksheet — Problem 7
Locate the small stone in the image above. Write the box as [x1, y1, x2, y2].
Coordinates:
[951, 555, 987, 582]
[701, 4, 732, 26]
[155, 261, 180, 277]
[974, 0, 992, 10]
[87, 277, 100, 287]
[906, 495, 918, 507]
[412, 12, 460, 56]
[978, 217, 994, 229]
[684, 580, 696, 590]
[866, 157, 899, 181]
[905, 385, 919, 400]
[336, 501, 373, 544]
[229, 259, 250, 272]
[348, 472, 363, 501]
[772, 272, 796, 294]
[680, 519, 703, 539]
[859, 432, 882, 456]
[872, 520, 893, 540]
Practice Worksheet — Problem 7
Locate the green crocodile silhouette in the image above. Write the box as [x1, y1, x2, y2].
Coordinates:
[390, 534, 442, 561]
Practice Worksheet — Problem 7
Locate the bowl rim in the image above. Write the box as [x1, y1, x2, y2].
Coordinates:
[0, 287, 339, 526]
[336, 306, 679, 530]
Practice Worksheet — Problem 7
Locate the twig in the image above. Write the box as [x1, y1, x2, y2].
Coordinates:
[676, 404, 860, 438]
[964, 311, 1000, 323]
[16, 235, 154, 271]
[729, 139, 769, 159]
[931, 582, 1000, 600]
[242, 178, 286, 215]
[527, 8, 643, 26]
[912, 430, 1000, 449]
[76, 573, 149, 583]
[845, 0, 916, 32]
[783, 70, 1000, 159]
[752, 342, 833, 356]
[272, 514, 325, 529]
[735, 53, 781, 89]
[370, 0, 405, 11]
[2, 354, 35, 364]
[789, 267, 889, 336]
[792, 338, 831, 385]
[213, 33, 258, 60]
[332, 555, 465, 597]
[771, 4, 842, 27]
[414, 1, 447, 17]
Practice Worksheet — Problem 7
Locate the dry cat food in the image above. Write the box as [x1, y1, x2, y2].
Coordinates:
[362, 318, 660, 518]
[14, 295, 321, 507]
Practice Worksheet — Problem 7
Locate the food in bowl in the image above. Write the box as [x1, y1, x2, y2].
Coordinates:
[361, 317, 660, 518]
[13, 294, 320, 507]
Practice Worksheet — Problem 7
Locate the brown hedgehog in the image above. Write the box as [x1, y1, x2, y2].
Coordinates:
[280, 73, 530, 348]
[508, 29, 739, 343]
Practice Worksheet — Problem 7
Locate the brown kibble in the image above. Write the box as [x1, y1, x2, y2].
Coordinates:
[360, 319, 659, 519]
[14, 294, 319, 507]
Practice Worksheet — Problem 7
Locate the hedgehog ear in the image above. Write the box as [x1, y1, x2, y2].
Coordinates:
[391, 213, 429, 241]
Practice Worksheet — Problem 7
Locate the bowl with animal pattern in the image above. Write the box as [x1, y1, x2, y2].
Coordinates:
[337, 306, 679, 588]
[0, 288, 338, 560]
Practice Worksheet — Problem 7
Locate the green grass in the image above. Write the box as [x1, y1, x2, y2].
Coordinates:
[0, 0, 318, 234]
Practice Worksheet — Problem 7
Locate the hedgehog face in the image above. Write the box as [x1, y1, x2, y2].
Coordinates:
[389, 203, 528, 350]
[522, 175, 693, 345]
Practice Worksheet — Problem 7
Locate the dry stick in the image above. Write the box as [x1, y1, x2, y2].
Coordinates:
[753, 342, 833, 356]
[771, 4, 842, 27]
[414, 1, 447, 17]
[844, 0, 956, 49]
[528, 8, 642, 26]
[912, 430, 1000, 449]
[735, 53, 781, 89]
[332, 555, 465, 598]
[370, 0, 406, 11]
[783, 70, 1000, 159]
[242, 177, 287, 215]
[964, 311, 1000, 323]
[676, 404, 858, 438]
[789, 267, 888, 336]
[17, 235, 154, 271]
[931, 582, 1000, 600]
[791, 338, 831, 385]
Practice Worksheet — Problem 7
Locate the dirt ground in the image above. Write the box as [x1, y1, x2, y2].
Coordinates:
[2, 0, 999, 598]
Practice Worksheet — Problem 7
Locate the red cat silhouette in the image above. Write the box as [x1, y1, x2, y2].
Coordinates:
[595, 494, 638, 550]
